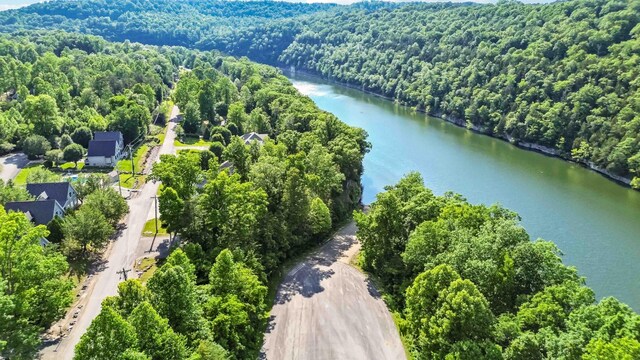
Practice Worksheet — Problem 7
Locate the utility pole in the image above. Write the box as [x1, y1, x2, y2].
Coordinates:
[117, 169, 122, 196]
[129, 145, 135, 175]
[151, 195, 158, 233]
[116, 267, 131, 281]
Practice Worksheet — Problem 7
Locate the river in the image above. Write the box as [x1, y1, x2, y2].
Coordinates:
[287, 71, 640, 310]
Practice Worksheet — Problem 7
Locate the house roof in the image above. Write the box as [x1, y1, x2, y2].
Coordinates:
[240, 132, 268, 145]
[26, 182, 75, 206]
[4, 200, 62, 225]
[94, 131, 123, 143]
[88, 140, 117, 157]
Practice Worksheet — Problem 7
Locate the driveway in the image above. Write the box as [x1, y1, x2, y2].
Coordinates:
[0, 152, 28, 182]
[40, 106, 181, 359]
[261, 222, 407, 360]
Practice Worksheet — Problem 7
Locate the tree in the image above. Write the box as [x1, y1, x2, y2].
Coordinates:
[150, 152, 202, 200]
[108, 101, 151, 144]
[60, 134, 74, 149]
[158, 187, 186, 236]
[308, 197, 331, 236]
[209, 142, 225, 159]
[83, 187, 128, 227]
[205, 249, 268, 359]
[22, 134, 51, 159]
[128, 301, 188, 360]
[147, 261, 209, 345]
[189, 340, 230, 360]
[226, 102, 246, 134]
[222, 137, 250, 180]
[63, 206, 114, 253]
[23, 94, 61, 138]
[0, 209, 72, 358]
[405, 265, 496, 359]
[71, 126, 93, 148]
[44, 149, 63, 165]
[25, 167, 61, 183]
[63, 143, 84, 166]
[75, 306, 138, 360]
[73, 173, 111, 201]
[0, 180, 32, 205]
[183, 101, 201, 134]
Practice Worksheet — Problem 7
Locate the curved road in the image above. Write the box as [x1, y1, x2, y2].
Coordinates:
[262, 222, 406, 360]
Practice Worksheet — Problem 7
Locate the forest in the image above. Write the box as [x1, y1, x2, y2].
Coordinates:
[2, 0, 639, 188]
[0, 29, 369, 359]
[356, 173, 640, 359]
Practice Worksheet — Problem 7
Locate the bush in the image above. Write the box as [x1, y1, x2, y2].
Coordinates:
[71, 126, 93, 148]
[209, 126, 231, 145]
[209, 142, 225, 159]
[63, 143, 84, 165]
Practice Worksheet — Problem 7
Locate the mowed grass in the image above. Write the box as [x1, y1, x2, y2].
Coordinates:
[13, 163, 43, 185]
[59, 160, 85, 170]
[117, 144, 149, 174]
[142, 218, 167, 237]
[174, 136, 212, 147]
[119, 173, 146, 189]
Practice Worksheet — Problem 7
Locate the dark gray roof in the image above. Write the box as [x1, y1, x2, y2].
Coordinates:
[4, 200, 61, 225]
[94, 131, 123, 143]
[240, 133, 268, 144]
[88, 140, 117, 157]
[26, 182, 75, 206]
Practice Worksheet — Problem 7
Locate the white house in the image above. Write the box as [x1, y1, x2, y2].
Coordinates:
[86, 131, 125, 167]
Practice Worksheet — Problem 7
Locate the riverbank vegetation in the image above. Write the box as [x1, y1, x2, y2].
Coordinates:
[4, 0, 639, 188]
[356, 173, 640, 359]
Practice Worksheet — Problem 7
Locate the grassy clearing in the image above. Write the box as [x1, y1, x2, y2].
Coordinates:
[119, 173, 145, 189]
[135, 256, 160, 284]
[174, 136, 212, 147]
[13, 163, 43, 185]
[142, 218, 167, 237]
[117, 144, 149, 174]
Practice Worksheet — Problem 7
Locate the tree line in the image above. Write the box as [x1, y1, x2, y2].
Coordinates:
[356, 172, 640, 359]
[3, 0, 640, 188]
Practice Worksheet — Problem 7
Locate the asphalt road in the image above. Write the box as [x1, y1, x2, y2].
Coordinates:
[40, 106, 180, 359]
[261, 222, 407, 360]
[0, 152, 29, 182]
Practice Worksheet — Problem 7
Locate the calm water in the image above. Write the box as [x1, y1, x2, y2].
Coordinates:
[287, 72, 640, 310]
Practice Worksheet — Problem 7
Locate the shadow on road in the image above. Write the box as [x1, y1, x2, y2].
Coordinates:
[274, 231, 357, 305]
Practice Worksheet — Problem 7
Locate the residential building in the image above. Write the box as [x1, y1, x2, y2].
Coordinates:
[241, 132, 269, 145]
[86, 131, 125, 167]
[26, 182, 79, 210]
[4, 199, 65, 226]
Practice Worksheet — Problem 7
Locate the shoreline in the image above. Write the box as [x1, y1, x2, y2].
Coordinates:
[284, 67, 634, 189]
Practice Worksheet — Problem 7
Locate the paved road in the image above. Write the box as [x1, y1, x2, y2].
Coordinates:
[40, 106, 180, 359]
[0, 152, 28, 182]
[261, 222, 407, 360]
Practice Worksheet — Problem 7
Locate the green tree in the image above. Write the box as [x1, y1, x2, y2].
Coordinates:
[63, 143, 84, 166]
[0, 180, 32, 205]
[189, 340, 230, 360]
[308, 197, 331, 236]
[23, 94, 61, 138]
[74, 306, 138, 360]
[108, 101, 151, 144]
[63, 206, 114, 252]
[183, 101, 201, 134]
[222, 136, 250, 180]
[158, 187, 186, 236]
[150, 152, 202, 200]
[22, 134, 51, 159]
[205, 249, 268, 359]
[83, 187, 129, 227]
[25, 167, 61, 183]
[128, 301, 188, 360]
[60, 134, 74, 149]
[71, 126, 93, 148]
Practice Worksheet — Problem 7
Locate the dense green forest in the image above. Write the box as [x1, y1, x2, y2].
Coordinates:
[2, 0, 640, 188]
[356, 173, 640, 359]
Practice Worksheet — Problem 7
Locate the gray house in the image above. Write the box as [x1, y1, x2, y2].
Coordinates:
[26, 182, 78, 210]
[86, 131, 124, 167]
[241, 132, 268, 145]
[4, 199, 65, 226]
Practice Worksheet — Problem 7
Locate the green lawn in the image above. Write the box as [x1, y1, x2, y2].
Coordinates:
[174, 136, 212, 147]
[142, 218, 167, 237]
[13, 163, 43, 185]
[117, 144, 149, 174]
[59, 160, 85, 170]
[119, 173, 146, 189]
